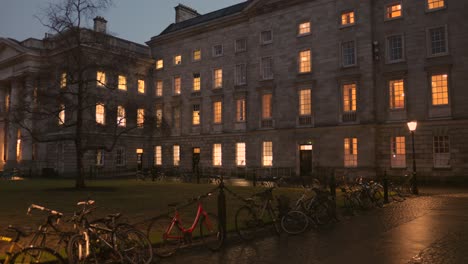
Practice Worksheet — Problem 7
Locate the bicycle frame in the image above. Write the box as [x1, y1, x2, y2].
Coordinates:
[164, 201, 211, 240]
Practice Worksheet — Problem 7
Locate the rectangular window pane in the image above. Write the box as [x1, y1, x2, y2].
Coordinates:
[236, 98, 246, 122]
[235, 38, 247, 52]
[137, 109, 145, 128]
[213, 101, 222, 124]
[427, 0, 445, 9]
[174, 55, 182, 65]
[193, 73, 201, 91]
[433, 136, 450, 168]
[60, 73, 67, 88]
[116, 148, 125, 166]
[155, 105, 163, 128]
[174, 76, 181, 95]
[173, 145, 180, 166]
[299, 89, 312, 116]
[235, 64, 247, 85]
[298, 22, 311, 35]
[117, 105, 126, 127]
[431, 74, 449, 105]
[58, 104, 65, 125]
[156, 80, 163, 97]
[262, 94, 272, 119]
[213, 45, 223, 56]
[193, 49, 201, 61]
[97, 71, 106, 87]
[344, 138, 358, 167]
[388, 35, 403, 61]
[192, 104, 200, 125]
[213, 69, 223, 89]
[262, 141, 273, 167]
[386, 3, 402, 19]
[96, 104, 105, 125]
[236, 143, 246, 167]
[154, 146, 162, 166]
[156, 59, 163, 69]
[341, 11, 355, 25]
[430, 27, 447, 55]
[342, 41, 356, 66]
[138, 79, 145, 94]
[389, 79, 405, 109]
[299, 50, 311, 73]
[118, 75, 127, 91]
[213, 144, 222, 166]
[261, 57, 273, 79]
[391, 136, 406, 168]
[343, 83, 357, 112]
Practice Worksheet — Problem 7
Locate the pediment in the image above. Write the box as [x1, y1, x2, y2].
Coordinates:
[0, 38, 29, 63]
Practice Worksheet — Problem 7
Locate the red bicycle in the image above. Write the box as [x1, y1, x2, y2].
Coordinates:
[146, 193, 224, 257]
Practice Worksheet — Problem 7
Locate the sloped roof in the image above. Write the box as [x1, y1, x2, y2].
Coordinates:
[158, 1, 251, 36]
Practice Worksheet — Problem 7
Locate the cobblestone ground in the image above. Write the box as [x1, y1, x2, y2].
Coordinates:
[158, 187, 468, 264]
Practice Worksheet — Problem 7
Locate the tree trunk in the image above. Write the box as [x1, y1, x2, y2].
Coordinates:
[75, 143, 86, 188]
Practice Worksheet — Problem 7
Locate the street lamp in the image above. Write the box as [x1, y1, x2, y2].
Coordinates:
[407, 121, 419, 195]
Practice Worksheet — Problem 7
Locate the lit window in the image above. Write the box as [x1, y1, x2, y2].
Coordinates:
[193, 49, 201, 61]
[387, 35, 404, 62]
[156, 105, 163, 128]
[299, 50, 311, 73]
[16, 130, 21, 161]
[298, 22, 311, 36]
[386, 3, 402, 19]
[138, 79, 145, 94]
[342, 41, 356, 67]
[236, 98, 246, 122]
[235, 64, 247, 85]
[389, 80, 405, 109]
[235, 38, 247, 52]
[429, 27, 447, 55]
[261, 57, 273, 80]
[173, 76, 181, 95]
[262, 94, 272, 119]
[174, 55, 182, 65]
[156, 80, 163, 97]
[173, 145, 180, 166]
[431, 74, 449, 105]
[192, 104, 200, 125]
[58, 104, 65, 125]
[116, 148, 125, 166]
[96, 149, 104, 166]
[433, 136, 450, 168]
[236, 142, 246, 167]
[193, 73, 201, 91]
[343, 83, 357, 112]
[97, 71, 106, 87]
[156, 59, 164, 69]
[154, 146, 162, 166]
[96, 103, 105, 125]
[299, 89, 312, 116]
[261, 30, 273, 44]
[427, 0, 445, 10]
[118, 75, 127, 91]
[262, 141, 273, 167]
[391, 136, 406, 168]
[137, 109, 145, 128]
[60, 72, 67, 88]
[117, 105, 126, 127]
[213, 144, 222, 166]
[341, 11, 355, 25]
[344, 138, 358, 167]
[213, 68, 223, 89]
[213, 101, 222, 124]
[213, 45, 223, 57]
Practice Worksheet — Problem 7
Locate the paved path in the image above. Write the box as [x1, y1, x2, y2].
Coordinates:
[158, 187, 468, 264]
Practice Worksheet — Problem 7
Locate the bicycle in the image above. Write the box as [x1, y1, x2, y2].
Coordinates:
[1, 225, 66, 264]
[146, 192, 224, 258]
[294, 186, 336, 227]
[67, 200, 152, 264]
[235, 187, 308, 240]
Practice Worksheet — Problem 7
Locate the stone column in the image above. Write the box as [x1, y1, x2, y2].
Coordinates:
[5, 79, 20, 169]
[20, 76, 34, 167]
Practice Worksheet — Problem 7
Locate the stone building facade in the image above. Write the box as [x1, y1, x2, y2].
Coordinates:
[0, 0, 467, 181]
[146, 0, 468, 181]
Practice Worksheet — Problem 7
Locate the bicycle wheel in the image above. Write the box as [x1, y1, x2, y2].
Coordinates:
[281, 210, 309, 235]
[11, 247, 65, 264]
[118, 228, 153, 264]
[235, 206, 258, 241]
[311, 202, 331, 225]
[199, 213, 224, 251]
[67, 234, 122, 264]
[146, 216, 181, 258]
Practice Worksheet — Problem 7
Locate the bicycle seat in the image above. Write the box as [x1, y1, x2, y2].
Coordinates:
[7, 225, 30, 237]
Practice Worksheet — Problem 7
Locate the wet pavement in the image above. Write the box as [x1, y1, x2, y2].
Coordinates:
[158, 187, 468, 264]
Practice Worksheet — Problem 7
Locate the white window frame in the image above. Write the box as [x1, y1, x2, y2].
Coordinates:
[96, 103, 105, 125]
[391, 136, 406, 168]
[213, 68, 223, 89]
[298, 49, 312, 73]
[386, 34, 405, 63]
[297, 21, 311, 37]
[212, 44, 223, 57]
[426, 0, 446, 12]
[433, 136, 450, 168]
[138, 79, 145, 94]
[261, 57, 274, 80]
[173, 145, 180, 167]
[426, 25, 449, 57]
[235, 64, 247, 85]
[156, 80, 163, 97]
[385, 2, 403, 21]
[236, 142, 246, 167]
[156, 59, 164, 70]
[262, 141, 273, 167]
[260, 30, 273, 45]
[235, 38, 247, 53]
[117, 105, 126, 127]
[341, 41, 357, 67]
[193, 49, 202, 61]
[115, 147, 126, 166]
[213, 144, 222, 167]
[154, 146, 162, 166]
[173, 55, 182, 65]
[344, 137, 358, 168]
[340, 10, 356, 27]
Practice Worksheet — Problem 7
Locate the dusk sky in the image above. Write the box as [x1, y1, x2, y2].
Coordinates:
[0, 0, 245, 44]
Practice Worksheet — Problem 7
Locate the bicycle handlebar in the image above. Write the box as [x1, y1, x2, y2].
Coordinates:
[77, 200, 95, 206]
[27, 204, 63, 217]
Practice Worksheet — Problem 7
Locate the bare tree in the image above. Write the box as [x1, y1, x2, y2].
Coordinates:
[10, 0, 157, 188]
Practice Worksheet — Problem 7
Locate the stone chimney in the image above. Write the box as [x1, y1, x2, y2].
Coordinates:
[175, 4, 200, 23]
[93, 16, 107, 33]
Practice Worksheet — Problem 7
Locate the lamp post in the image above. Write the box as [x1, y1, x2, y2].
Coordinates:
[407, 121, 418, 195]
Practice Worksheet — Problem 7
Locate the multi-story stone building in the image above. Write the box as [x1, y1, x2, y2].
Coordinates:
[1, 0, 467, 181]
[146, 0, 468, 181]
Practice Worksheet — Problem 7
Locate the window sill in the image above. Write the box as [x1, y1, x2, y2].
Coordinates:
[212, 54, 224, 58]
[384, 16, 403, 22]
[385, 59, 406, 65]
[425, 7, 447, 13]
[297, 33, 311, 38]
[426, 53, 450, 59]
[297, 71, 312, 76]
[339, 23, 356, 29]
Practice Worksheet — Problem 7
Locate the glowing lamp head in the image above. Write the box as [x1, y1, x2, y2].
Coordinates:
[136, 148, 144, 154]
[407, 121, 417, 132]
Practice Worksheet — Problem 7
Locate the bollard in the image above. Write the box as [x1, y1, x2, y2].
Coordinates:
[217, 176, 227, 238]
[383, 170, 389, 204]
